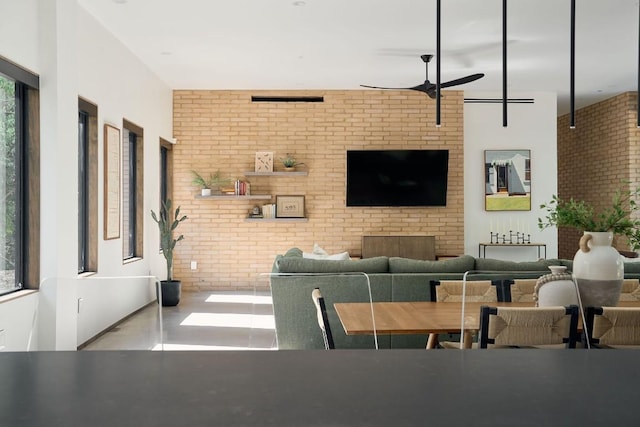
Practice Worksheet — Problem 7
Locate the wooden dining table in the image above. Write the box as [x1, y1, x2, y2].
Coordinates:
[334, 301, 640, 349]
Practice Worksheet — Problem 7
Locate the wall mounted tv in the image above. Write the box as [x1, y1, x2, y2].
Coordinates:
[346, 150, 449, 207]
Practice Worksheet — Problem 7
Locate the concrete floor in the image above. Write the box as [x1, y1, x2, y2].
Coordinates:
[81, 290, 277, 351]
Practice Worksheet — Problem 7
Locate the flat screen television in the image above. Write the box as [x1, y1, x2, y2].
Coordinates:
[346, 150, 449, 207]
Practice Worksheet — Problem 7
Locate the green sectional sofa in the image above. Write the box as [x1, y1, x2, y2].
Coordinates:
[270, 247, 640, 350]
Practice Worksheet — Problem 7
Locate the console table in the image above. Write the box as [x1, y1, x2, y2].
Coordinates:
[1, 350, 638, 426]
[479, 242, 547, 259]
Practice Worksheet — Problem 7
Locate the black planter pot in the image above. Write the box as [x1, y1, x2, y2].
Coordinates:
[159, 280, 181, 306]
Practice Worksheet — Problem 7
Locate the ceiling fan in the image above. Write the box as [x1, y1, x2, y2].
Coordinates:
[360, 54, 484, 99]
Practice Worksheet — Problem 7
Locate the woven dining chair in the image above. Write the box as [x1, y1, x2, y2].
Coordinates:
[585, 306, 640, 348]
[501, 278, 538, 303]
[429, 279, 501, 303]
[428, 280, 502, 349]
[478, 305, 580, 349]
[618, 279, 640, 302]
[311, 288, 335, 350]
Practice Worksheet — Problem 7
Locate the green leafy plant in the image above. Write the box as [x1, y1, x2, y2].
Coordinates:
[191, 170, 232, 189]
[280, 154, 304, 168]
[538, 186, 640, 250]
[151, 199, 188, 280]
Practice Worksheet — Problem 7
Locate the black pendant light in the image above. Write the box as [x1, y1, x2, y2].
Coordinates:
[502, 0, 507, 127]
[570, 0, 576, 128]
[436, 0, 441, 127]
[637, 0, 639, 128]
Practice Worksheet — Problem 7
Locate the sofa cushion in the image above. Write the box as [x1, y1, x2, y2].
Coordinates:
[388, 255, 475, 273]
[624, 262, 640, 274]
[474, 257, 550, 272]
[284, 247, 303, 258]
[276, 256, 389, 274]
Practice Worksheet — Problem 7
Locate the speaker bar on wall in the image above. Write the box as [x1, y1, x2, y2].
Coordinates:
[436, 0, 441, 127]
[502, 0, 508, 127]
[464, 98, 534, 104]
[251, 96, 324, 102]
[570, 0, 576, 128]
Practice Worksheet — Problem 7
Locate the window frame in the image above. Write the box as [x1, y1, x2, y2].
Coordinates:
[122, 119, 144, 261]
[0, 55, 39, 294]
[78, 98, 98, 274]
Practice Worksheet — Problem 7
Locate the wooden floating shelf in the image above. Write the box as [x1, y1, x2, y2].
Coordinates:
[243, 218, 308, 222]
[196, 195, 272, 200]
[243, 171, 308, 176]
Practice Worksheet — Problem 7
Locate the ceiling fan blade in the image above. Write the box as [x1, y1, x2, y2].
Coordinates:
[360, 83, 431, 94]
[439, 73, 485, 88]
[360, 84, 413, 90]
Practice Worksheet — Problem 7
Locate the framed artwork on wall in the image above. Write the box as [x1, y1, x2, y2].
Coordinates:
[276, 195, 305, 218]
[255, 151, 274, 173]
[484, 149, 531, 211]
[104, 123, 121, 239]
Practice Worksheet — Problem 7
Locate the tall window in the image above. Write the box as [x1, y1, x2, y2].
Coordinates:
[122, 120, 144, 260]
[78, 111, 88, 270]
[78, 98, 97, 274]
[0, 56, 39, 295]
[159, 138, 173, 206]
[0, 75, 17, 294]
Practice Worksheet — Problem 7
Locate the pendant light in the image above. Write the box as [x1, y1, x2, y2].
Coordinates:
[637, 0, 639, 128]
[502, 0, 508, 127]
[570, 0, 576, 129]
[436, 0, 441, 127]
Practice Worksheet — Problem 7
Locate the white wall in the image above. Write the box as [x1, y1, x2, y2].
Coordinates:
[0, 0, 171, 350]
[0, 0, 39, 72]
[464, 91, 559, 261]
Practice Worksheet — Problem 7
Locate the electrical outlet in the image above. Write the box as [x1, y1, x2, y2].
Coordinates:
[190, 261, 197, 270]
[0, 329, 6, 351]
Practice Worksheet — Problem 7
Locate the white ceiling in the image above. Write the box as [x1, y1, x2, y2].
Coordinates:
[78, 0, 640, 116]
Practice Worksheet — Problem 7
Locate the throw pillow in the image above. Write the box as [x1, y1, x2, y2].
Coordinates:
[303, 243, 350, 260]
[303, 251, 351, 260]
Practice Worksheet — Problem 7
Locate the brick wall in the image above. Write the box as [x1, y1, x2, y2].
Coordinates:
[557, 92, 639, 258]
[172, 90, 465, 290]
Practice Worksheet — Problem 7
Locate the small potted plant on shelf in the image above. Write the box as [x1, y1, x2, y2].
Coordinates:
[191, 170, 232, 196]
[280, 153, 304, 171]
[151, 199, 188, 306]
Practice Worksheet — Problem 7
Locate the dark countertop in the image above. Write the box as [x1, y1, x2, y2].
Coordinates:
[1, 349, 638, 426]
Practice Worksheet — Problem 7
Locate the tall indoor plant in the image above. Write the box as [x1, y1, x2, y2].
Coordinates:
[151, 199, 188, 306]
[538, 185, 640, 307]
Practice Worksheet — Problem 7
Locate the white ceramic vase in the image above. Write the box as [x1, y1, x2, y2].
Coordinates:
[201, 188, 212, 196]
[536, 265, 579, 307]
[573, 231, 624, 307]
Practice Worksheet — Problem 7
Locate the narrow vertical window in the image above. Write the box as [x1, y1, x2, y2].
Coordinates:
[78, 98, 97, 274]
[122, 130, 136, 259]
[78, 110, 88, 271]
[0, 75, 18, 293]
[122, 119, 144, 261]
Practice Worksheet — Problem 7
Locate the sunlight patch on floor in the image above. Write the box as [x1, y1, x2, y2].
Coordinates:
[152, 343, 276, 351]
[181, 312, 275, 329]
[205, 294, 273, 305]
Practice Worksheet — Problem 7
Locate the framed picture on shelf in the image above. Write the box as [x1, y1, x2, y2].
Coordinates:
[255, 151, 274, 173]
[484, 149, 531, 211]
[276, 195, 305, 218]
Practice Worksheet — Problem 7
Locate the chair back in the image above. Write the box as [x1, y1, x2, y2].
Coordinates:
[311, 288, 335, 349]
[502, 278, 538, 303]
[618, 279, 640, 302]
[478, 305, 580, 349]
[585, 306, 640, 347]
[429, 280, 500, 303]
